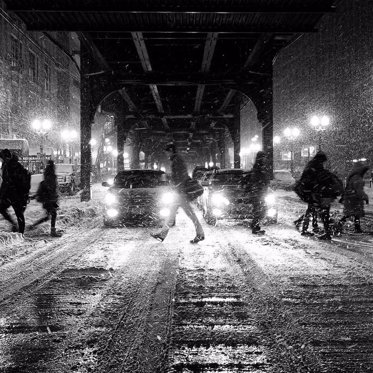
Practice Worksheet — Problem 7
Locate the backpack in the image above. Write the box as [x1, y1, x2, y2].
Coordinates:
[293, 179, 313, 203]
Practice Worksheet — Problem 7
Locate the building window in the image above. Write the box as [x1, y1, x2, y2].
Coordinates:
[44, 63, 51, 91]
[28, 50, 39, 82]
[10, 35, 23, 68]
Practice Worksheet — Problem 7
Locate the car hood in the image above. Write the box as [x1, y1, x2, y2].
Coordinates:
[110, 186, 170, 197]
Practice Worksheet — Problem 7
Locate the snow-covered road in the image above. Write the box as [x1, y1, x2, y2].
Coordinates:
[0, 184, 372, 372]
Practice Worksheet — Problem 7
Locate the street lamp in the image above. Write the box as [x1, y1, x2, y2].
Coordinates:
[31, 118, 52, 161]
[61, 129, 78, 163]
[283, 127, 300, 175]
[310, 115, 330, 150]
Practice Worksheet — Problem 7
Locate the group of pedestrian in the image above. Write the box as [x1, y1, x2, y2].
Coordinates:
[294, 150, 369, 240]
[0, 148, 62, 237]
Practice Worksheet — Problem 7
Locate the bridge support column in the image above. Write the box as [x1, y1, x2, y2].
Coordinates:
[232, 113, 241, 169]
[217, 131, 226, 168]
[117, 119, 126, 172]
[80, 48, 95, 202]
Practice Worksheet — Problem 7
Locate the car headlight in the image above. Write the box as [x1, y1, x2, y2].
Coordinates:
[264, 193, 276, 205]
[211, 193, 229, 206]
[104, 192, 117, 205]
[160, 191, 177, 204]
[159, 207, 171, 217]
[106, 208, 119, 218]
[107, 178, 114, 186]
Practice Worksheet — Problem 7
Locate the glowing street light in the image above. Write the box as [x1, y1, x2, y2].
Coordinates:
[31, 118, 53, 158]
[310, 115, 330, 150]
[284, 127, 300, 175]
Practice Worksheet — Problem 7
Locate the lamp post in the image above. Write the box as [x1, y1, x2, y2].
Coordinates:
[284, 127, 300, 176]
[310, 115, 330, 150]
[31, 119, 52, 165]
[61, 129, 78, 163]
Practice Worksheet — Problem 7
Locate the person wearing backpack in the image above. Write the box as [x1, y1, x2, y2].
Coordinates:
[0, 149, 30, 234]
[29, 160, 62, 237]
[334, 162, 369, 235]
[297, 151, 343, 240]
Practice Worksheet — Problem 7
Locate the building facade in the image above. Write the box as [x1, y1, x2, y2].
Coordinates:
[0, 1, 80, 168]
[273, 0, 373, 178]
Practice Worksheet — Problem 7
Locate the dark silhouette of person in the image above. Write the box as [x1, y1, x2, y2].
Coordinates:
[335, 162, 369, 235]
[151, 143, 205, 243]
[29, 160, 62, 237]
[248, 151, 270, 235]
[0, 149, 29, 234]
[298, 151, 343, 240]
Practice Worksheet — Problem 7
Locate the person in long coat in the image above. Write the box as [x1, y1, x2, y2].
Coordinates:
[248, 151, 270, 235]
[29, 160, 62, 237]
[151, 143, 205, 243]
[335, 162, 369, 234]
[0, 149, 28, 234]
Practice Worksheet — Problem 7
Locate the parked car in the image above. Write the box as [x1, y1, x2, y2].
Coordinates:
[55, 163, 81, 195]
[101, 169, 176, 227]
[198, 168, 278, 225]
[270, 169, 296, 190]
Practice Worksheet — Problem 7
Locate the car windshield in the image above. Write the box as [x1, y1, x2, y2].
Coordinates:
[114, 172, 167, 188]
[55, 164, 74, 173]
[211, 172, 244, 185]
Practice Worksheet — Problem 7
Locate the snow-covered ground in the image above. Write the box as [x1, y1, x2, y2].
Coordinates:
[0, 184, 373, 372]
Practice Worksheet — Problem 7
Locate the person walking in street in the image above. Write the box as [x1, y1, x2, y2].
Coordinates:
[335, 162, 369, 235]
[296, 151, 343, 240]
[151, 143, 205, 243]
[245, 151, 270, 235]
[29, 160, 62, 237]
[0, 149, 31, 234]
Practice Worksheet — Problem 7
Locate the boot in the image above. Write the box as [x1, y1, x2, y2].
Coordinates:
[301, 231, 314, 237]
[318, 233, 332, 241]
[51, 228, 62, 237]
[190, 234, 205, 244]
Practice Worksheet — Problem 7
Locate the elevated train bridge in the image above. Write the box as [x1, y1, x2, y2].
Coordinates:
[5, 0, 336, 200]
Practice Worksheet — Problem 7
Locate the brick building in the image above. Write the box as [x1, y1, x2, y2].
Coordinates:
[0, 0, 80, 165]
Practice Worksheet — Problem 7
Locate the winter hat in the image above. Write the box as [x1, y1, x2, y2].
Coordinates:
[0, 148, 12, 160]
[314, 151, 327, 162]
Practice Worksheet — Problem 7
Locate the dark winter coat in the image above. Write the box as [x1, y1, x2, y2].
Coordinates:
[36, 174, 59, 209]
[250, 152, 270, 198]
[342, 162, 369, 217]
[0, 155, 28, 205]
[169, 153, 190, 187]
[297, 156, 343, 207]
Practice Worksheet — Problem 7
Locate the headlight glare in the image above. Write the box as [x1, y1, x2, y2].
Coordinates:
[211, 193, 229, 206]
[265, 193, 276, 205]
[160, 191, 176, 204]
[104, 193, 117, 205]
[160, 208, 170, 217]
[267, 207, 277, 218]
[107, 208, 119, 218]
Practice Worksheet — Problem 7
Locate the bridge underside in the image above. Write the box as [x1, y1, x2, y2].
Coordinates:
[5, 0, 335, 200]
